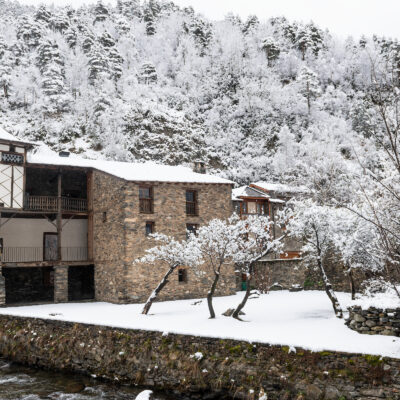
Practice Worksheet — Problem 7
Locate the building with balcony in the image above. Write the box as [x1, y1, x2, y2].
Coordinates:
[0, 127, 235, 305]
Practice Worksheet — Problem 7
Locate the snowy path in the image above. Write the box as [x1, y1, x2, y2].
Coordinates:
[1, 291, 399, 359]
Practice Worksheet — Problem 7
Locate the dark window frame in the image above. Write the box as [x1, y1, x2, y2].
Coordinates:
[186, 223, 199, 239]
[139, 186, 154, 214]
[178, 268, 188, 283]
[185, 190, 198, 216]
[145, 221, 155, 236]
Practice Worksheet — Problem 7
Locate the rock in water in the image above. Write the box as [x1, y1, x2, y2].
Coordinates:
[136, 390, 154, 400]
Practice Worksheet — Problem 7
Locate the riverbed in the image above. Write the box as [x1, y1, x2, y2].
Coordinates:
[0, 358, 167, 400]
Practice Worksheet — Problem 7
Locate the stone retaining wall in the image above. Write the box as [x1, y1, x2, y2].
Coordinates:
[347, 306, 400, 337]
[0, 315, 399, 399]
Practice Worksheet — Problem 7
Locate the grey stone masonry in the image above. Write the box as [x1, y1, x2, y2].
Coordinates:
[347, 305, 400, 337]
[54, 265, 68, 303]
[0, 267, 5, 306]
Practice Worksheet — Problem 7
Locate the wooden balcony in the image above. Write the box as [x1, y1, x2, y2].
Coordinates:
[1, 247, 88, 263]
[24, 196, 88, 213]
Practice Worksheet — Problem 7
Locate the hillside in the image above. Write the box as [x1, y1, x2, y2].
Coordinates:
[0, 0, 397, 184]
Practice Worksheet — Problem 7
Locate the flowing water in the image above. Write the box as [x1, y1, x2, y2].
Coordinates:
[0, 358, 171, 400]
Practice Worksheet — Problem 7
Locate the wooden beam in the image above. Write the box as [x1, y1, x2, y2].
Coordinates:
[62, 214, 75, 229]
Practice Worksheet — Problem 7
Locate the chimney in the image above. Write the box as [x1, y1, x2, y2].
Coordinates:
[59, 151, 70, 158]
[193, 160, 206, 174]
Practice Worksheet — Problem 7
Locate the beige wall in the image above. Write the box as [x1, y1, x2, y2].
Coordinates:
[0, 218, 87, 248]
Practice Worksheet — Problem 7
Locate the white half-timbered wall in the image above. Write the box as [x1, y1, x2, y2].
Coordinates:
[0, 143, 25, 209]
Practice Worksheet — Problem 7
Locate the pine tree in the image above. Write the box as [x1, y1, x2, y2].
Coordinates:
[138, 61, 157, 84]
[36, 39, 64, 75]
[108, 47, 124, 81]
[88, 45, 109, 84]
[49, 13, 70, 33]
[117, 0, 141, 18]
[188, 17, 213, 56]
[17, 18, 42, 48]
[143, 6, 156, 36]
[99, 31, 115, 48]
[41, 62, 71, 114]
[82, 34, 95, 54]
[297, 66, 321, 114]
[242, 15, 259, 35]
[64, 27, 77, 49]
[261, 37, 280, 66]
[94, 1, 109, 24]
[34, 5, 51, 24]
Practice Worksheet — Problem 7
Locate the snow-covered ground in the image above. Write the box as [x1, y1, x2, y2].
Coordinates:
[1, 291, 399, 359]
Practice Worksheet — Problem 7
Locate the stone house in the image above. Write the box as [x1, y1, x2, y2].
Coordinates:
[232, 182, 305, 291]
[0, 127, 235, 305]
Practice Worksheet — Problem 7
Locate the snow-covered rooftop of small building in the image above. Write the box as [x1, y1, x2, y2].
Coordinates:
[232, 185, 270, 201]
[28, 147, 234, 184]
[252, 181, 308, 194]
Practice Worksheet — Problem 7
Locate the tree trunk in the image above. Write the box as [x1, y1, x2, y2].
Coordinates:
[142, 263, 178, 315]
[317, 257, 343, 318]
[207, 271, 220, 319]
[232, 263, 253, 320]
[348, 268, 356, 300]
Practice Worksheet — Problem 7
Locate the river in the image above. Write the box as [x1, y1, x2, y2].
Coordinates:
[0, 358, 171, 400]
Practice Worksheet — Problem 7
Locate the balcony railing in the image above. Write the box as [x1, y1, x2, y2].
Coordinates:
[24, 196, 88, 213]
[1, 247, 88, 263]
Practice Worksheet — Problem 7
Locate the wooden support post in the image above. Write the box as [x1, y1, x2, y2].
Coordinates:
[57, 171, 62, 262]
[87, 170, 94, 261]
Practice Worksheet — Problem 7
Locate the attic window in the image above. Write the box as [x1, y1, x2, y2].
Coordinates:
[2, 152, 24, 164]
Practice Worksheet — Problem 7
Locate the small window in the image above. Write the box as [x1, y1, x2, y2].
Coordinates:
[102, 212, 107, 223]
[178, 268, 188, 283]
[145, 221, 155, 236]
[139, 186, 153, 214]
[186, 223, 199, 239]
[186, 190, 198, 215]
[9, 145, 15, 152]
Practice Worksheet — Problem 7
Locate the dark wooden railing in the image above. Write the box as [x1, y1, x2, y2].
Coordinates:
[24, 196, 88, 213]
[139, 198, 153, 214]
[1, 247, 88, 262]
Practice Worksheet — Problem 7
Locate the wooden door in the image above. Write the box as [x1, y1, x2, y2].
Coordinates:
[44, 233, 58, 261]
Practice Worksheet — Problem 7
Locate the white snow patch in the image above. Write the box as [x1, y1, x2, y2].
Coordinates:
[0, 291, 399, 358]
[135, 390, 153, 400]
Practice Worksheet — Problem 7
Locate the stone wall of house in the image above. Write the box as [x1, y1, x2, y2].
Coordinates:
[347, 306, 400, 337]
[0, 267, 5, 306]
[254, 258, 367, 293]
[92, 171, 236, 304]
[92, 171, 128, 303]
[0, 315, 397, 400]
[124, 181, 236, 302]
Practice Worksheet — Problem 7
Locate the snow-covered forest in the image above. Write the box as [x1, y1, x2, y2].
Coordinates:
[0, 0, 396, 183]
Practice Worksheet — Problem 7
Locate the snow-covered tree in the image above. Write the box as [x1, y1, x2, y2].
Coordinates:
[286, 200, 344, 318]
[297, 66, 321, 114]
[192, 216, 240, 319]
[231, 215, 284, 320]
[138, 62, 157, 84]
[261, 37, 280, 66]
[136, 233, 202, 315]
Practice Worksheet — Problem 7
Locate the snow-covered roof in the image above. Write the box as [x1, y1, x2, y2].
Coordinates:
[0, 126, 34, 145]
[232, 186, 270, 201]
[28, 147, 234, 184]
[252, 181, 308, 194]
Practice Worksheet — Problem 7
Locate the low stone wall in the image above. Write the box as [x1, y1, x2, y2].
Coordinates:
[0, 315, 399, 399]
[347, 306, 400, 337]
